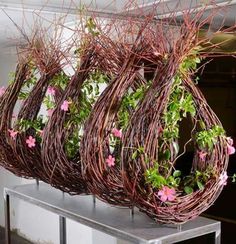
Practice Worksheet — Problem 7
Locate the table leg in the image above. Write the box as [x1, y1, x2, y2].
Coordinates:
[59, 216, 67, 244]
[4, 192, 11, 244]
[215, 229, 221, 244]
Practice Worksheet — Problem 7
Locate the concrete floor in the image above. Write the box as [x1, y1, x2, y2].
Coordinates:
[0, 226, 32, 244]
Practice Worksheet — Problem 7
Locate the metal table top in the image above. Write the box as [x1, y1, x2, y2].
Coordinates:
[4, 183, 220, 244]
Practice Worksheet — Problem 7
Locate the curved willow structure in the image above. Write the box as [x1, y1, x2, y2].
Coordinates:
[0, 3, 235, 224]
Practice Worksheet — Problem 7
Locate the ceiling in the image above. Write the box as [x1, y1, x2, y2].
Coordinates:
[0, 0, 236, 53]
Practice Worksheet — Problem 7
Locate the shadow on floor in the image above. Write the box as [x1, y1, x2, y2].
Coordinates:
[0, 226, 32, 244]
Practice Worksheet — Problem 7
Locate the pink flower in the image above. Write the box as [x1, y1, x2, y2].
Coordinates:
[219, 172, 228, 186]
[227, 145, 235, 155]
[154, 51, 161, 56]
[106, 155, 115, 167]
[157, 186, 176, 202]
[61, 100, 70, 111]
[38, 130, 44, 137]
[158, 127, 163, 134]
[0, 86, 5, 96]
[227, 137, 234, 146]
[47, 86, 56, 96]
[47, 109, 54, 117]
[226, 137, 235, 155]
[26, 136, 36, 148]
[111, 128, 122, 138]
[8, 129, 18, 139]
[198, 151, 207, 161]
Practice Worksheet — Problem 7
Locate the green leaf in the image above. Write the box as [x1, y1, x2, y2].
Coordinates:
[172, 142, 179, 155]
[132, 151, 138, 160]
[163, 149, 171, 160]
[197, 181, 204, 191]
[175, 177, 181, 185]
[184, 186, 193, 194]
[173, 170, 181, 178]
[138, 147, 145, 154]
[195, 57, 201, 63]
[232, 174, 236, 183]
[199, 120, 206, 130]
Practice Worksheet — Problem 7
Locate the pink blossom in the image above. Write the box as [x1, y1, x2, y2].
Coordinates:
[157, 186, 176, 202]
[227, 137, 234, 146]
[153, 51, 161, 56]
[226, 137, 235, 155]
[198, 151, 207, 161]
[0, 86, 5, 96]
[61, 100, 70, 111]
[47, 109, 54, 117]
[158, 127, 163, 134]
[227, 144, 235, 155]
[8, 129, 18, 139]
[111, 128, 122, 138]
[106, 155, 115, 167]
[47, 86, 56, 96]
[219, 172, 228, 186]
[26, 136, 36, 148]
[38, 130, 44, 137]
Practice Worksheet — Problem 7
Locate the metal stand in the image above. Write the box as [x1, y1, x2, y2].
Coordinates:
[59, 216, 67, 244]
[93, 195, 96, 207]
[130, 206, 134, 220]
[36, 179, 39, 186]
[177, 224, 182, 232]
[4, 191, 10, 244]
[215, 228, 221, 244]
[4, 183, 222, 244]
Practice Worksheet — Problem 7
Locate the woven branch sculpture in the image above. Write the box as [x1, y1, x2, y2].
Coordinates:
[0, 1, 235, 224]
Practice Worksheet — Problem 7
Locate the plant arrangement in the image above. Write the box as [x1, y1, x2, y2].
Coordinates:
[0, 1, 235, 224]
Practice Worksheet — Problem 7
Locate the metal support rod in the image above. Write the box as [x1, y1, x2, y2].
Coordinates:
[59, 216, 67, 244]
[93, 195, 96, 207]
[215, 226, 221, 244]
[177, 224, 182, 232]
[36, 178, 39, 188]
[130, 206, 134, 219]
[4, 192, 11, 244]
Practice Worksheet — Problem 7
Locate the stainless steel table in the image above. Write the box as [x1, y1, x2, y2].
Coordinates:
[4, 183, 221, 244]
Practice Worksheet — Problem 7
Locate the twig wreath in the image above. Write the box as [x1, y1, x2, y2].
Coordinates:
[0, 1, 235, 223]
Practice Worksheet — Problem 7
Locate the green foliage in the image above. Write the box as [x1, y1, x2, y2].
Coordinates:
[131, 146, 145, 160]
[144, 52, 201, 193]
[145, 166, 181, 189]
[179, 47, 201, 74]
[85, 17, 100, 36]
[8, 72, 16, 84]
[232, 174, 236, 183]
[184, 186, 193, 194]
[18, 70, 37, 100]
[173, 170, 181, 177]
[43, 96, 55, 110]
[145, 166, 167, 189]
[196, 125, 225, 150]
[162, 75, 196, 141]
[181, 93, 196, 117]
[42, 72, 70, 111]
[50, 71, 69, 90]
[182, 168, 214, 194]
[17, 116, 44, 133]
[64, 133, 81, 159]
[118, 83, 150, 128]
[63, 70, 108, 159]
